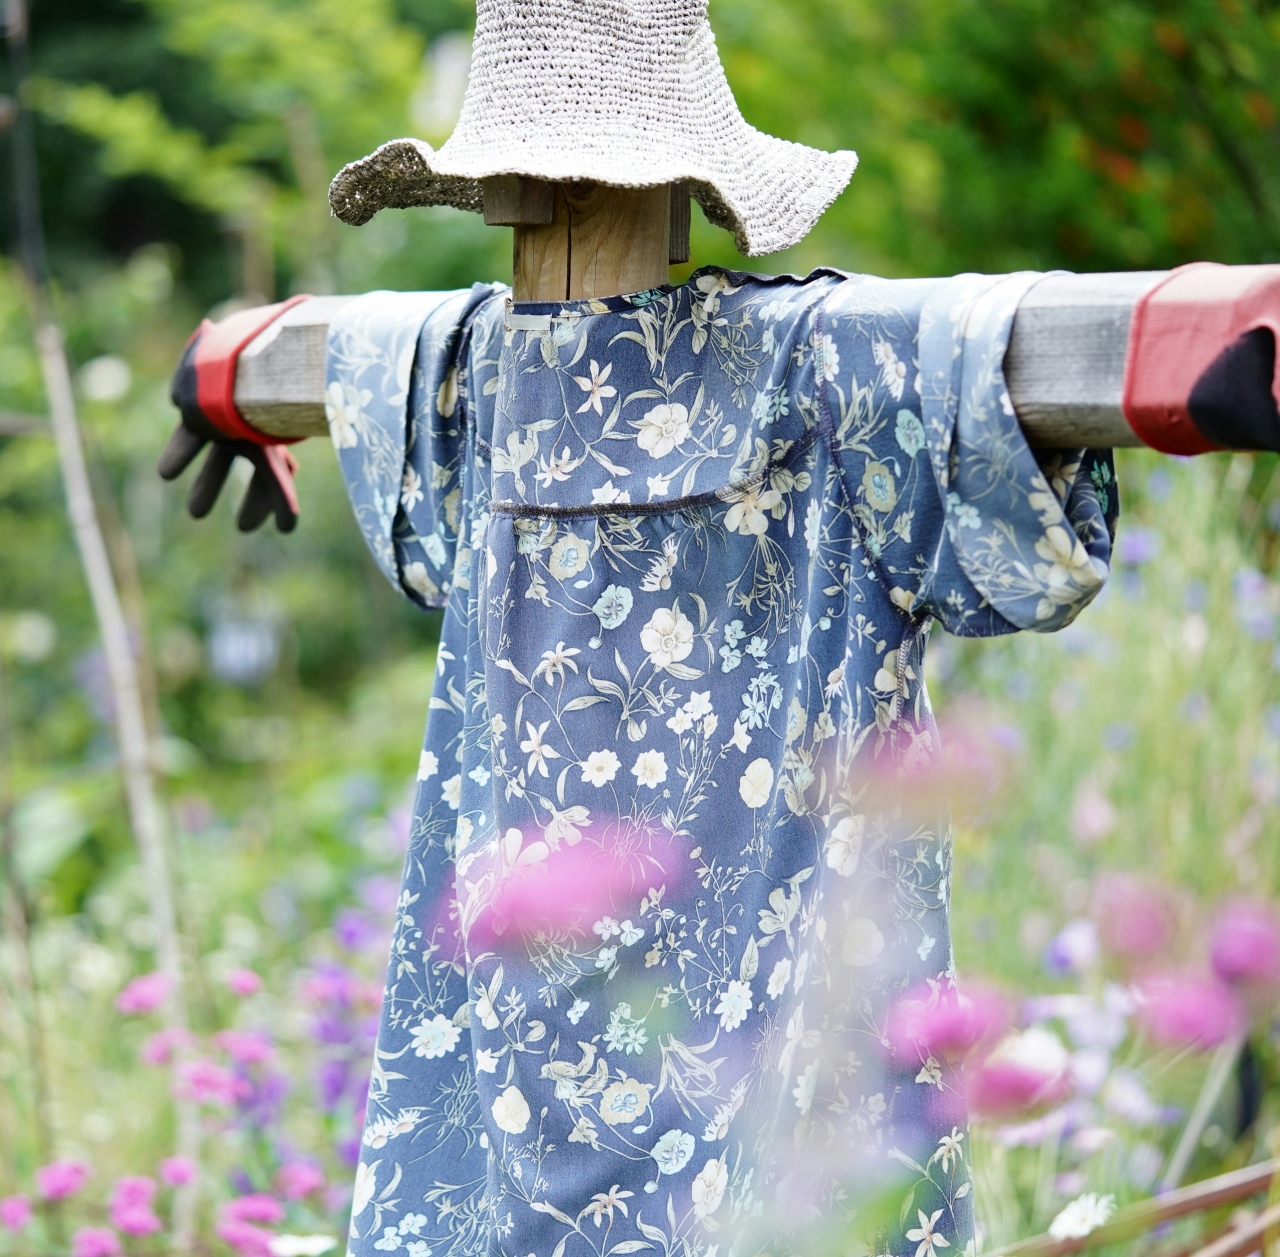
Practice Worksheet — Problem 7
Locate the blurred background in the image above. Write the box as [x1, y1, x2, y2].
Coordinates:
[4, 0, 1280, 1252]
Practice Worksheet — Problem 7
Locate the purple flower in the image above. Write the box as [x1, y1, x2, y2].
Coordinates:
[37, 1159, 90, 1200]
[1138, 972, 1245, 1049]
[115, 972, 170, 1016]
[360, 875, 400, 917]
[214, 1219, 275, 1257]
[0, 1196, 32, 1232]
[174, 1059, 248, 1107]
[1043, 920, 1099, 976]
[887, 982, 1009, 1063]
[215, 1029, 274, 1066]
[333, 908, 381, 952]
[1118, 527, 1159, 565]
[71, 1228, 121, 1257]
[1211, 899, 1280, 987]
[221, 1195, 284, 1226]
[140, 1027, 196, 1067]
[1094, 874, 1174, 962]
[316, 1058, 350, 1114]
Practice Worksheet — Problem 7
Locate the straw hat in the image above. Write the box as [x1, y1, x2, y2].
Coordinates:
[328, 0, 858, 257]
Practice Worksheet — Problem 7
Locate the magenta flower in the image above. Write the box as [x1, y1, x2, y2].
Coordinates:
[215, 1029, 275, 1066]
[221, 1194, 285, 1226]
[173, 1058, 249, 1107]
[158, 1157, 196, 1187]
[139, 1027, 196, 1067]
[968, 1027, 1071, 1118]
[115, 971, 171, 1016]
[1094, 875, 1174, 961]
[108, 1177, 162, 1236]
[0, 1196, 32, 1232]
[1211, 899, 1280, 987]
[214, 1219, 274, 1257]
[275, 1160, 325, 1201]
[37, 1158, 91, 1201]
[887, 982, 1010, 1063]
[1139, 972, 1246, 1049]
[226, 968, 263, 997]
[71, 1227, 121, 1257]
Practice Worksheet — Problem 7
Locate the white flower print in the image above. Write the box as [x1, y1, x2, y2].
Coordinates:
[592, 585, 633, 630]
[491, 1085, 531, 1135]
[533, 641, 581, 686]
[474, 1049, 499, 1073]
[826, 815, 864, 877]
[640, 604, 694, 669]
[603, 1002, 648, 1055]
[325, 379, 369, 449]
[843, 917, 885, 966]
[691, 1158, 728, 1219]
[416, 750, 438, 780]
[896, 408, 926, 456]
[599, 1076, 651, 1126]
[545, 804, 589, 847]
[401, 466, 424, 510]
[635, 403, 691, 458]
[738, 758, 774, 809]
[591, 481, 631, 505]
[574, 359, 617, 415]
[520, 720, 561, 777]
[548, 533, 590, 580]
[811, 331, 839, 383]
[724, 485, 783, 537]
[351, 1160, 379, 1217]
[728, 720, 752, 753]
[567, 999, 589, 1025]
[792, 1062, 818, 1114]
[804, 499, 822, 555]
[631, 750, 667, 788]
[594, 916, 622, 941]
[714, 979, 753, 1031]
[581, 749, 620, 787]
[440, 775, 461, 809]
[873, 340, 909, 400]
[905, 1208, 951, 1257]
[651, 1129, 695, 1175]
[373, 1226, 401, 1251]
[766, 957, 791, 998]
[410, 1014, 460, 1060]
[403, 562, 438, 601]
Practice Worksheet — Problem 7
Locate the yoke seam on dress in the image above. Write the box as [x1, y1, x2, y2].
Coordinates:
[488, 422, 823, 519]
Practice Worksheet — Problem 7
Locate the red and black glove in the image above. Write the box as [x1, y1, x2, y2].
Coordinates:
[1124, 263, 1280, 454]
[162, 295, 310, 532]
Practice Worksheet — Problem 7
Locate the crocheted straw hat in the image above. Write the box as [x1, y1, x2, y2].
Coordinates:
[328, 0, 858, 257]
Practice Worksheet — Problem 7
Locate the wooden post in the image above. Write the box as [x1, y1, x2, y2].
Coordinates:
[483, 178, 679, 302]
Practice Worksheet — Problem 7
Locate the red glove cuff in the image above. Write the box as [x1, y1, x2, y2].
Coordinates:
[192, 294, 311, 446]
[1123, 262, 1280, 454]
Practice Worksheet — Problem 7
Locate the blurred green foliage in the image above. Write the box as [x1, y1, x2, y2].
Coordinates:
[4, 0, 1280, 1247]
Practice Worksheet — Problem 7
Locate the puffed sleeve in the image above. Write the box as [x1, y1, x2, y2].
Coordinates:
[824, 271, 1117, 638]
[325, 284, 501, 609]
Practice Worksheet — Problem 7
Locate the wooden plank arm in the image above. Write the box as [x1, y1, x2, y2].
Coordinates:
[231, 273, 1174, 447]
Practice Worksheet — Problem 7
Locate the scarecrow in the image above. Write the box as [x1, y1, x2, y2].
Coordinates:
[159, 2, 1280, 1254]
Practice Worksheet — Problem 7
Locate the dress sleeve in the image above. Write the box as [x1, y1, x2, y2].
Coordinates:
[823, 272, 1117, 638]
[326, 284, 501, 609]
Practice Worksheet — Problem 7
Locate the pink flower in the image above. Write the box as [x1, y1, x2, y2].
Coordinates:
[140, 1027, 196, 1067]
[215, 1029, 274, 1066]
[226, 968, 263, 997]
[71, 1227, 121, 1257]
[214, 1220, 274, 1257]
[275, 1160, 325, 1201]
[1211, 899, 1280, 987]
[115, 971, 171, 1016]
[37, 1159, 91, 1201]
[221, 1195, 284, 1226]
[968, 1028, 1071, 1118]
[158, 1157, 196, 1187]
[1139, 972, 1246, 1049]
[1094, 875, 1174, 961]
[887, 982, 1010, 1063]
[109, 1177, 162, 1236]
[0, 1196, 32, 1232]
[173, 1058, 248, 1107]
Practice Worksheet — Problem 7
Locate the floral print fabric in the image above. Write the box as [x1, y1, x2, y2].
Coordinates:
[326, 268, 1117, 1257]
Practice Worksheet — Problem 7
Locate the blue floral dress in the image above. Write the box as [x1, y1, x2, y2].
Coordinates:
[325, 268, 1116, 1257]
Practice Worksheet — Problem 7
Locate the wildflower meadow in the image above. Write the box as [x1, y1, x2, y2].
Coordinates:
[7, 0, 1280, 1254]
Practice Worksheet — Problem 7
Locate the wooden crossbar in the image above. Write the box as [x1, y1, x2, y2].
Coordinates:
[987, 1160, 1279, 1257]
[231, 272, 1163, 448]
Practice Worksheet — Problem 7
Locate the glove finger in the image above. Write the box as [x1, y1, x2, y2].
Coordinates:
[158, 423, 207, 480]
[236, 466, 275, 532]
[188, 444, 237, 518]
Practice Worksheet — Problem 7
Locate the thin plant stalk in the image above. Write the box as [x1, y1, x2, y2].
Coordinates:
[1159, 1030, 1248, 1193]
[5, 0, 200, 1248]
